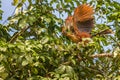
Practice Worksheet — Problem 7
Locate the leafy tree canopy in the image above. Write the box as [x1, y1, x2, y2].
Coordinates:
[0, 0, 120, 80]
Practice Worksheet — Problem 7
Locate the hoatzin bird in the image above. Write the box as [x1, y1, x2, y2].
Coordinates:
[62, 4, 113, 43]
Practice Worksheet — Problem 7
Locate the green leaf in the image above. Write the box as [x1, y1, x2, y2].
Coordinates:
[41, 37, 49, 44]
[22, 0, 26, 3]
[61, 74, 69, 78]
[65, 0, 72, 3]
[22, 60, 28, 66]
[12, 0, 18, 6]
[45, 18, 51, 23]
[0, 46, 7, 52]
[0, 66, 8, 79]
[40, 56, 45, 62]
[33, 62, 39, 67]
[55, 65, 66, 74]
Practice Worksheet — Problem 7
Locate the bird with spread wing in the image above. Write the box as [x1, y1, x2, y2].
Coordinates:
[62, 4, 113, 43]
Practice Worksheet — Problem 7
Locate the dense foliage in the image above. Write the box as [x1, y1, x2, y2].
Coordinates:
[0, 0, 120, 80]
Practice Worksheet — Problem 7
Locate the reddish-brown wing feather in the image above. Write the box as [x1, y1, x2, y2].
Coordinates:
[62, 16, 73, 34]
[73, 4, 94, 39]
[73, 4, 94, 22]
[62, 16, 80, 42]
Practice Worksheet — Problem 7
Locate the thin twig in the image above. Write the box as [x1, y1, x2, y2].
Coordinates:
[110, 36, 120, 47]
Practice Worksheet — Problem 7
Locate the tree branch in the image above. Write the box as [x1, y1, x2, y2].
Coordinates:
[90, 53, 114, 58]
[62, 53, 120, 65]
[9, 26, 29, 43]
[91, 29, 114, 37]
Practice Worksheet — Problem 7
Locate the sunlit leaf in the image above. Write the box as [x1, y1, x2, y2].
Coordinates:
[22, 60, 28, 66]
[12, 0, 18, 6]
